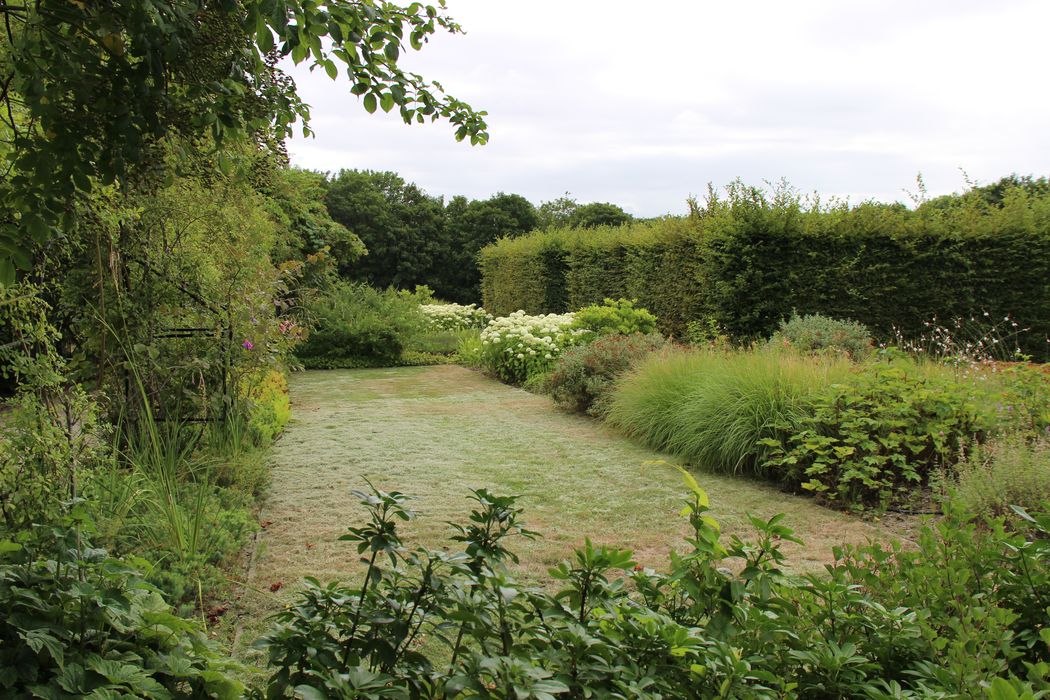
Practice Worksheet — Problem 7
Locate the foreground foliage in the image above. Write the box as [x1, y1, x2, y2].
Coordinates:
[0, 514, 242, 698]
[259, 480, 1050, 699]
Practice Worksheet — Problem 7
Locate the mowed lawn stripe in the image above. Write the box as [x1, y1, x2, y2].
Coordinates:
[232, 364, 884, 665]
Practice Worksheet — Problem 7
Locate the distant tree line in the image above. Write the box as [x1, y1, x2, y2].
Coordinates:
[321, 170, 633, 302]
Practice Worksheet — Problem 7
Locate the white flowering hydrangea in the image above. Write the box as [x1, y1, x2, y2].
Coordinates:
[477, 310, 589, 383]
[420, 303, 493, 331]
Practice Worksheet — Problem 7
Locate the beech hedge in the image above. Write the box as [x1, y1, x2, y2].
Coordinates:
[479, 184, 1050, 358]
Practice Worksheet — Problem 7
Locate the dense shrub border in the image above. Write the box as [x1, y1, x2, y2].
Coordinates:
[480, 184, 1050, 358]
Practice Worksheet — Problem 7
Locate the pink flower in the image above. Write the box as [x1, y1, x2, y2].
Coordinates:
[242, 340, 254, 351]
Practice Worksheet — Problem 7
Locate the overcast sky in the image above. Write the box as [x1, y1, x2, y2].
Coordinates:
[283, 0, 1050, 217]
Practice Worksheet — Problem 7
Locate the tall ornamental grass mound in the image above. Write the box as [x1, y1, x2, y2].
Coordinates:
[606, 348, 850, 475]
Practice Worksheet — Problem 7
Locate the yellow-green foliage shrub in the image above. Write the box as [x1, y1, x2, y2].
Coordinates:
[571, 298, 657, 338]
[245, 369, 291, 445]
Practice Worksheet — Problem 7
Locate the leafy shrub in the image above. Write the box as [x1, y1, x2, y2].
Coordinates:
[477, 310, 587, 384]
[949, 436, 1050, 517]
[296, 283, 427, 368]
[763, 361, 985, 509]
[259, 480, 1050, 699]
[571, 297, 657, 338]
[0, 520, 242, 698]
[244, 368, 291, 445]
[419, 302, 492, 331]
[0, 390, 106, 536]
[545, 333, 668, 415]
[982, 362, 1050, 437]
[683, 317, 730, 348]
[606, 348, 850, 476]
[770, 312, 873, 359]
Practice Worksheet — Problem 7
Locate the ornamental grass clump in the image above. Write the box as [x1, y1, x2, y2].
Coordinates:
[419, 302, 492, 331]
[606, 347, 850, 476]
[477, 310, 587, 383]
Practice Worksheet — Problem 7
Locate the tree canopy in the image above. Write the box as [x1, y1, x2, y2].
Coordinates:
[538, 194, 632, 229]
[0, 0, 488, 282]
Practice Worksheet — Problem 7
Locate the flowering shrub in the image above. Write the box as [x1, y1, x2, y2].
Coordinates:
[545, 333, 669, 416]
[419, 302, 492, 331]
[477, 310, 587, 383]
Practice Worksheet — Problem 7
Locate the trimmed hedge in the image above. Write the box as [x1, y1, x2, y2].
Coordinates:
[479, 184, 1050, 358]
[480, 219, 705, 338]
[479, 230, 570, 317]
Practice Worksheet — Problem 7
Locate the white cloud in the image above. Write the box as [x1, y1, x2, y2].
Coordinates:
[283, 0, 1050, 215]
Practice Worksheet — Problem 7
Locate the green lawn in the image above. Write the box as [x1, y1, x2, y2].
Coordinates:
[230, 365, 887, 667]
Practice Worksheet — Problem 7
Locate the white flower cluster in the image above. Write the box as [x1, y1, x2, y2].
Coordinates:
[420, 303, 493, 331]
[478, 310, 588, 381]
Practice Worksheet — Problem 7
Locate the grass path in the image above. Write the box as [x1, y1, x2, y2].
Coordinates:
[231, 365, 886, 666]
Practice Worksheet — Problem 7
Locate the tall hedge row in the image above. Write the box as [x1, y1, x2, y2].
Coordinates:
[479, 184, 1050, 358]
[479, 219, 705, 337]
